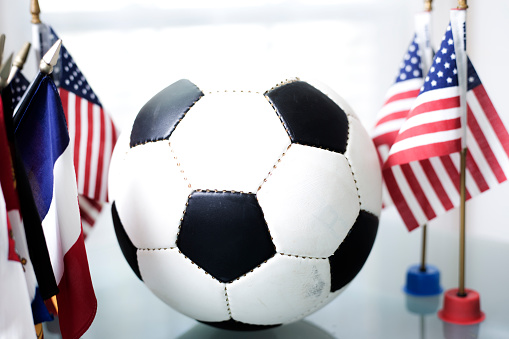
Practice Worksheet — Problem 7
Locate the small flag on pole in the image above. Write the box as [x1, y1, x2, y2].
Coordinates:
[33, 23, 118, 236]
[0, 99, 36, 339]
[372, 12, 433, 207]
[383, 19, 509, 231]
[14, 58, 97, 338]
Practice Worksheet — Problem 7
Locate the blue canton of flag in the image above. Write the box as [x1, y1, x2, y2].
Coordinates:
[60, 44, 101, 107]
[43, 27, 102, 107]
[396, 35, 423, 83]
[421, 24, 458, 93]
[9, 71, 30, 109]
[467, 58, 482, 90]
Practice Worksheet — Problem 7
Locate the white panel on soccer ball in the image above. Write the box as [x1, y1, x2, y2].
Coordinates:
[258, 144, 360, 258]
[114, 141, 193, 249]
[345, 116, 382, 217]
[138, 248, 230, 322]
[189, 76, 300, 95]
[227, 254, 331, 325]
[168, 92, 291, 193]
[108, 128, 132, 202]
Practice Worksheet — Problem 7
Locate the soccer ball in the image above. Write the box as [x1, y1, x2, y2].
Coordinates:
[108, 77, 382, 330]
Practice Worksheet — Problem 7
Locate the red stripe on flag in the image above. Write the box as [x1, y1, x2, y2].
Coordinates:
[56, 231, 97, 339]
[94, 108, 106, 201]
[383, 89, 421, 106]
[375, 110, 410, 127]
[385, 139, 462, 167]
[467, 104, 507, 183]
[79, 207, 95, 226]
[409, 96, 460, 117]
[440, 155, 472, 200]
[465, 149, 490, 193]
[83, 102, 94, 197]
[60, 89, 69, 124]
[396, 118, 461, 141]
[74, 95, 82, 179]
[383, 167, 419, 231]
[473, 85, 509, 157]
[373, 131, 399, 149]
[419, 159, 454, 211]
[400, 164, 436, 220]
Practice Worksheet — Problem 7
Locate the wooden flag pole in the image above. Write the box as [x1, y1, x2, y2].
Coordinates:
[30, 0, 41, 24]
[457, 0, 468, 298]
[458, 0, 468, 10]
[419, 0, 433, 273]
[419, 224, 427, 271]
[424, 0, 433, 12]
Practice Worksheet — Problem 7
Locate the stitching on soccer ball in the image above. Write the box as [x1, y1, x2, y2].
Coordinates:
[263, 77, 301, 95]
[130, 91, 204, 148]
[343, 115, 362, 208]
[224, 286, 233, 318]
[206, 89, 261, 94]
[257, 144, 291, 192]
[263, 94, 290, 135]
[138, 247, 176, 251]
[278, 252, 328, 260]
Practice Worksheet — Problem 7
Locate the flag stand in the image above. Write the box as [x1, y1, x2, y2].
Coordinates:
[437, 0, 485, 327]
[403, 0, 442, 300]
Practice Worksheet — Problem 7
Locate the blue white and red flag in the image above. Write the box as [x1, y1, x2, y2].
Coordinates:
[14, 75, 97, 339]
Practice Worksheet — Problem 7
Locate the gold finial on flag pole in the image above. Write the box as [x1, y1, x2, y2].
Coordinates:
[0, 34, 5, 68]
[7, 42, 31, 85]
[424, 0, 433, 12]
[0, 54, 13, 91]
[458, 0, 468, 10]
[31, 0, 41, 24]
[39, 39, 61, 75]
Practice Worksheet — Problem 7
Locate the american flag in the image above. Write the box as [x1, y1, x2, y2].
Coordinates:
[34, 24, 118, 236]
[383, 12, 509, 231]
[372, 12, 432, 207]
[9, 71, 29, 109]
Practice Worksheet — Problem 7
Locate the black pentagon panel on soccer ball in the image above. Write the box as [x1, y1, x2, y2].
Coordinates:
[329, 210, 379, 292]
[130, 79, 204, 147]
[177, 191, 276, 283]
[199, 319, 281, 331]
[111, 202, 143, 281]
[265, 81, 349, 153]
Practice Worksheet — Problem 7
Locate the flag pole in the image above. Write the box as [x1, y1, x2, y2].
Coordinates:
[6, 43, 31, 85]
[457, 0, 468, 298]
[424, 0, 432, 12]
[30, 0, 41, 24]
[438, 0, 485, 326]
[0, 54, 13, 91]
[0, 34, 5, 69]
[402, 0, 442, 299]
[419, 0, 432, 274]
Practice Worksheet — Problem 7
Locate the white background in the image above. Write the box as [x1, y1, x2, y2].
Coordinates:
[1, 0, 507, 241]
[1, 0, 509, 337]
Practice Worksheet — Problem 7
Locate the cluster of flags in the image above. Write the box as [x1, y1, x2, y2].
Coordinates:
[373, 9, 509, 231]
[0, 12, 117, 339]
